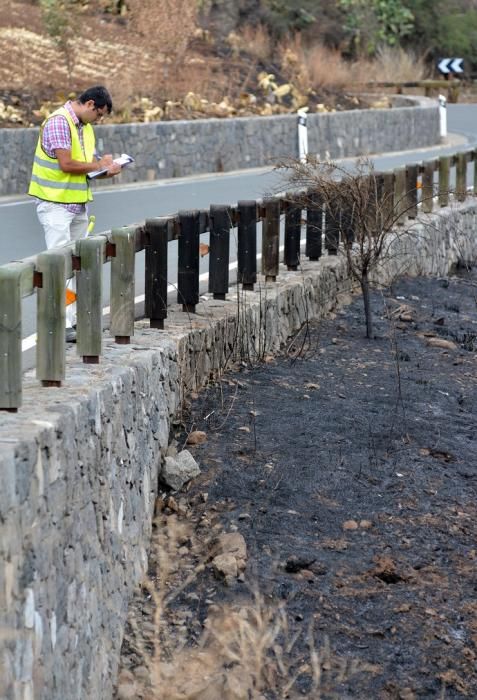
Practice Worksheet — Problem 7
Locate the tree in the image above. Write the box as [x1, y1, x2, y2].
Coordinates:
[39, 0, 77, 87]
[339, 0, 414, 55]
[277, 157, 417, 338]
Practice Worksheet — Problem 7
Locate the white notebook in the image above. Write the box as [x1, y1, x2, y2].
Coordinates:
[87, 153, 134, 180]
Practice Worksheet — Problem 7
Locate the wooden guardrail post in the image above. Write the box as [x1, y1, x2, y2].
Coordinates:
[455, 152, 467, 202]
[145, 218, 169, 329]
[340, 200, 354, 248]
[394, 167, 407, 225]
[110, 226, 136, 344]
[36, 250, 66, 387]
[378, 172, 395, 229]
[284, 196, 301, 270]
[76, 235, 105, 363]
[325, 196, 340, 255]
[178, 210, 200, 312]
[438, 156, 450, 207]
[473, 150, 477, 196]
[209, 204, 231, 300]
[306, 190, 322, 260]
[262, 198, 280, 282]
[237, 200, 257, 291]
[0, 264, 24, 410]
[406, 163, 419, 219]
[421, 160, 436, 214]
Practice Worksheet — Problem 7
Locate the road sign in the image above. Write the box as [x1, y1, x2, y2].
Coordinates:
[437, 58, 464, 75]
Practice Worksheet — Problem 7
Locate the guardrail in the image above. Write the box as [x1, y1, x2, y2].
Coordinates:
[363, 79, 462, 102]
[1, 149, 475, 412]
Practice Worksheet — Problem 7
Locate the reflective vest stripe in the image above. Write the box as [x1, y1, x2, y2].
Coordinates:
[30, 174, 89, 191]
[33, 155, 62, 170]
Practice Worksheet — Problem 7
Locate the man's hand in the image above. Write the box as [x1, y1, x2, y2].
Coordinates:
[106, 162, 122, 176]
[96, 153, 114, 169]
[55, 149, 120, 175]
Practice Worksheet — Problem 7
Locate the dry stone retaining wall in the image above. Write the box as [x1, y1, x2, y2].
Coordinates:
[0, 200, 476, 700]
[0, 97, 439, 196]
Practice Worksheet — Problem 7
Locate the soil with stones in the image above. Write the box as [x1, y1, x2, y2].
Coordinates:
[117, 268, 477, 700]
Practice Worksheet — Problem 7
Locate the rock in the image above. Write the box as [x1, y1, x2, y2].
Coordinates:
[117, 682, 137, 700]
[342, 519, 359, 530]
[166, 441, 178, 457]
[161, 450, 201, 491]
[215, 532, 247, 570]
[359, 520, 373, 529]
[285, 555, 316, 573]
[426, 337, 458, 350]
[212, 553, 238, 582]
[211, 532, 247, 583]
[186, 430, 207, 445]
[133, 665, 150, 682]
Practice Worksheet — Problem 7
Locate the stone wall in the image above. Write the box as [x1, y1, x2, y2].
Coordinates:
[0, 97, 439, 197]
[1, 199, 475, 700]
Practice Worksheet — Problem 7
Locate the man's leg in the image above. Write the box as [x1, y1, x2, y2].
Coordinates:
[67, 211, 89, 328]
[36, 201, 77, 328]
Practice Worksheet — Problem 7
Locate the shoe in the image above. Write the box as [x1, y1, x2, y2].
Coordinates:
[65, 327, 77, 343]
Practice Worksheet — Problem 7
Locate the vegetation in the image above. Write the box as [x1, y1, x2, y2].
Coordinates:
[0, 0, 474, 128]
[32, 0, 477, 70]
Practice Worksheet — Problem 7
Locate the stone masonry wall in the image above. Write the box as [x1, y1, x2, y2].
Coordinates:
[0, 97, 439, 197]
[0, 200, 475, 700]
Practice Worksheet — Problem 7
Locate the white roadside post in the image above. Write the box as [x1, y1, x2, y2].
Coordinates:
[438, 94, 447, 140]
[297, 108, 308, 162]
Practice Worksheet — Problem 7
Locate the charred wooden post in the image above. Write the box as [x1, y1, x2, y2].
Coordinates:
[473, 150, 477, 196]
[325, 196, 340, 255]
[110, 226, 136, 344]
[405, 163, 419, 219]
[76, 235, 105, 363]
[438, 155, 450, 207]
[394, 167, 407, 225]
[340, 202, 354, 249]
[262, 198, 280, 282]
[455, 152, 467, 202]
[305, 189, 322, 260]
[377, 171, 395, 230]
[36, 249, 66, 387]
[178, 210, 200, 312]
[209, 204, 231, 300]
[145, 218, 169, 329]
[421, 160, 436, 214]
[237, 200, 257, 290]
[284, 196, 301, 270]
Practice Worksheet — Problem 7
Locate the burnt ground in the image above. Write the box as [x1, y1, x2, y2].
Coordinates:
[118, 269, 477, 700]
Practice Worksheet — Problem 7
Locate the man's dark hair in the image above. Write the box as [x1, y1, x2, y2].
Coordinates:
[78, 86, 113, 114]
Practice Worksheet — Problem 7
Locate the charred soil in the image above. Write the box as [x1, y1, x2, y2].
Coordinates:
[120, 268, 477, 699]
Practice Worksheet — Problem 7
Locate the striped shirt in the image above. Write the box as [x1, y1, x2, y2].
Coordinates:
[40, 101, 88, 214]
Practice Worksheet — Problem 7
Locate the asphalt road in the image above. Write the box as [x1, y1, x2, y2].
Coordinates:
[1, 102, 476, 369]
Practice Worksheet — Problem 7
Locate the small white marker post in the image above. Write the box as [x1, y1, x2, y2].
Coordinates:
[297, 108, 308, 162]
[438, 94, 447, 140]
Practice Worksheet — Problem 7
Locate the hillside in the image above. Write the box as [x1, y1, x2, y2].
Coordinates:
[0, 0, 384, 128]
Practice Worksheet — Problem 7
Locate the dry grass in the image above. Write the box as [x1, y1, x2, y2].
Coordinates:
[279, 35, 352, 91]
[227, 24, 272, 63]
[126, 0, 199, 101]
[354, 45, 430, 83]
[117, 513, 380, 699]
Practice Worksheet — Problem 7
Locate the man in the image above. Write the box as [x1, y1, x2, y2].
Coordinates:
[29, 85, 121, 341]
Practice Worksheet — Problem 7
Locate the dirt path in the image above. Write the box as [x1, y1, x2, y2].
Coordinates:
[117, 270, 477, 700]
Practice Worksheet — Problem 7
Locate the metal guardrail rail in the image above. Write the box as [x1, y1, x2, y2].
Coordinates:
[362, 79, 462, 102]
[0, 149, 476, 412]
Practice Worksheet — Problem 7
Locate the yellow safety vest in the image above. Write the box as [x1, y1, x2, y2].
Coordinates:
[28, 106, 95, 204]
